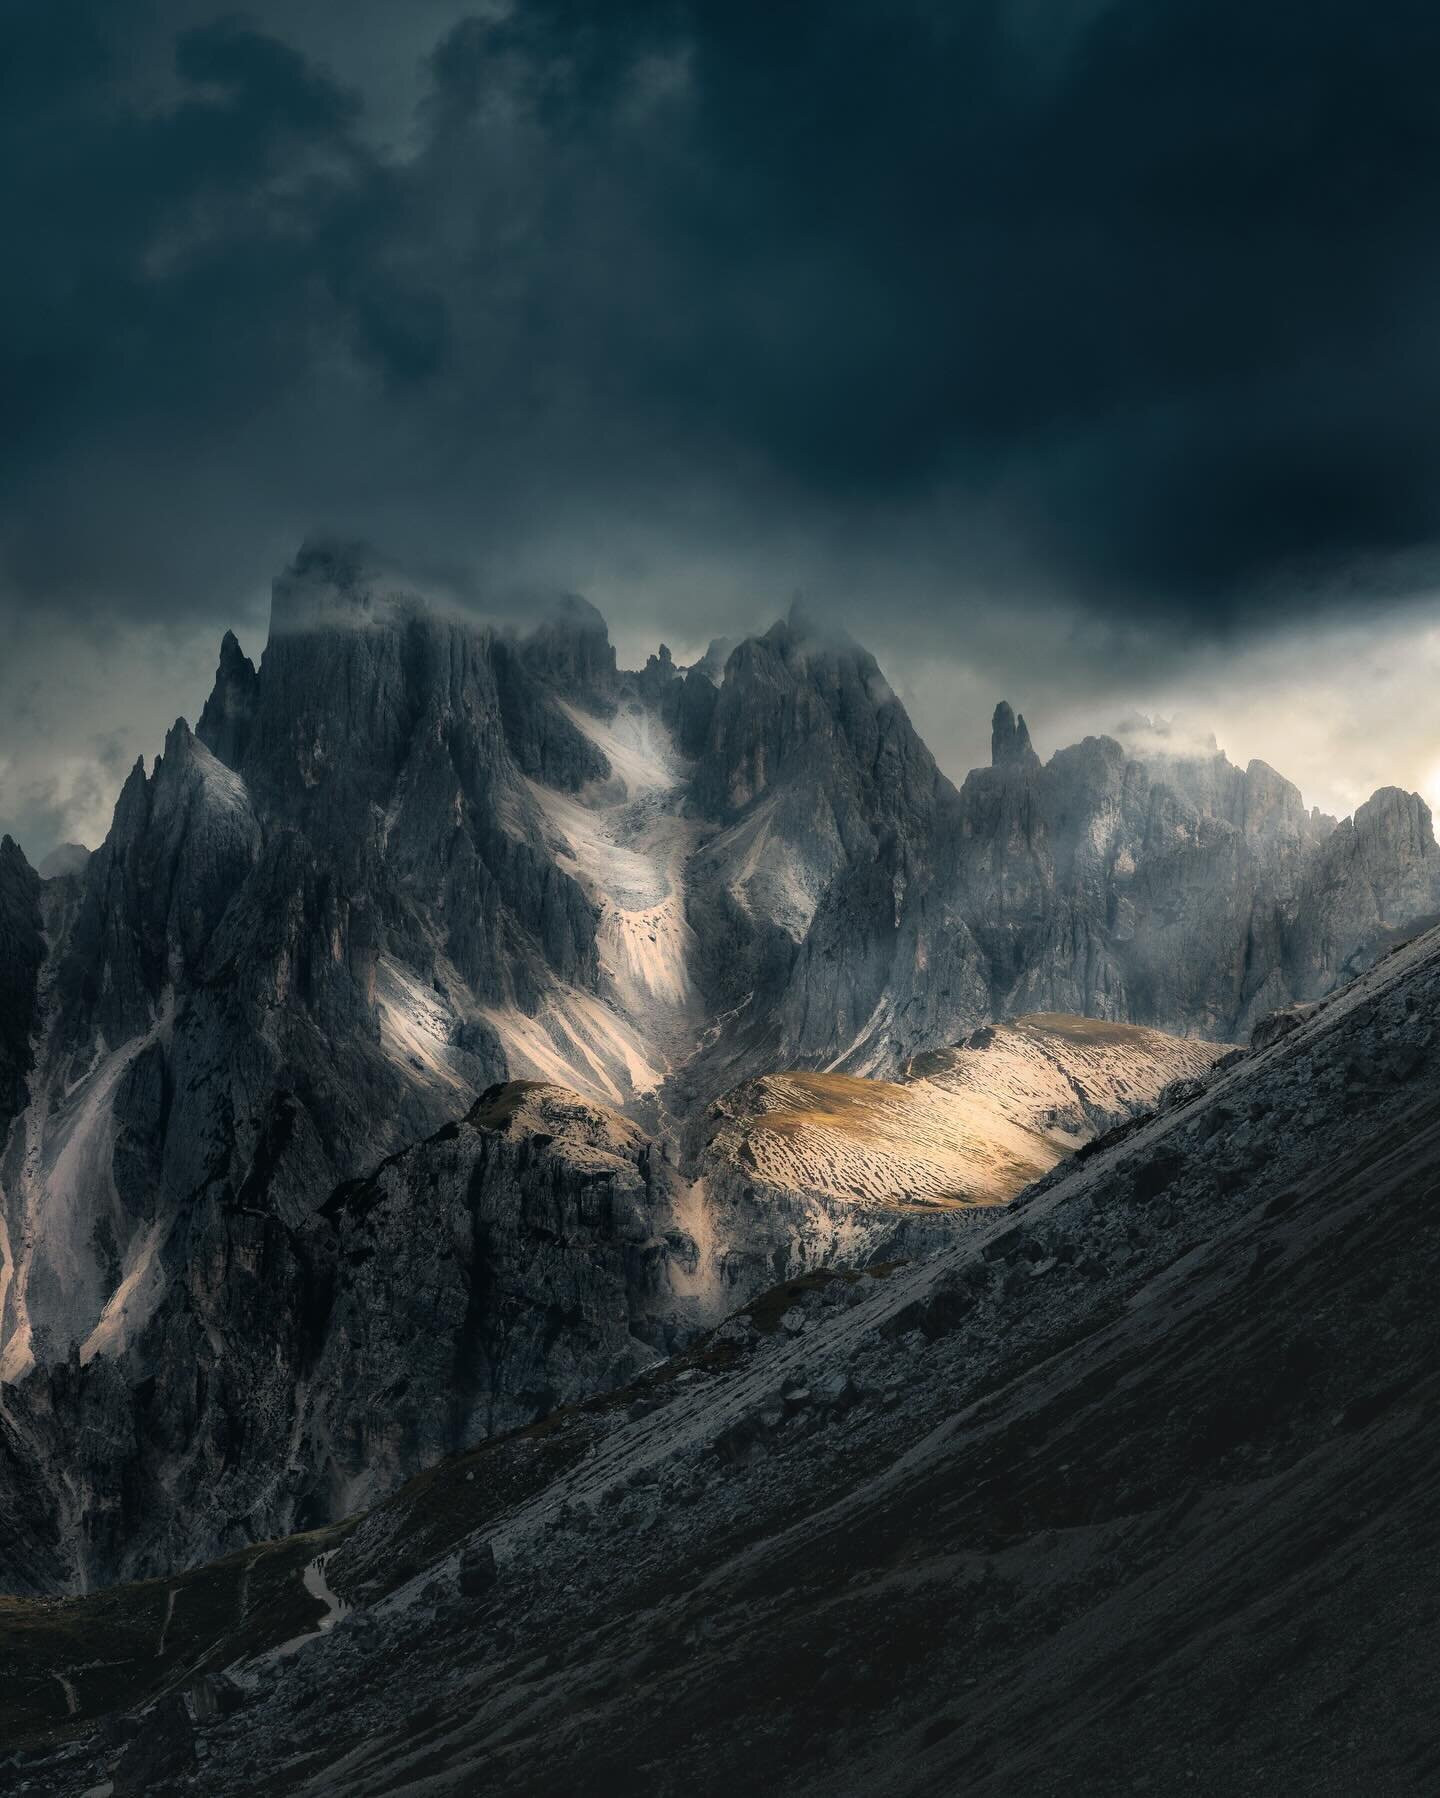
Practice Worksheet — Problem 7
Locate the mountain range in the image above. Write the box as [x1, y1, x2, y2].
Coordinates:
[2, 541, 1438, 1601]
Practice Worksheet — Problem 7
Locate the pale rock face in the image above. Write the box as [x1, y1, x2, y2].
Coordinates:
[1288, 786, 1440, 986]
[818, 704, 1439, 1054]
[2, 543, 1437, 1593]
[0, 837, 43, 1176]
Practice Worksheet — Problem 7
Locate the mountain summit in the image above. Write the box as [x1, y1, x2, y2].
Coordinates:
[990, 699, 1039, 769]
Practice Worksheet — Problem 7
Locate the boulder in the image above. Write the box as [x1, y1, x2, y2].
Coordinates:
[111, 1694, 195, 1795]
[1251, 1003, 1321, 1052]
[459, 1541, 498, 1598]
[1159, 1076, 1207, 1112]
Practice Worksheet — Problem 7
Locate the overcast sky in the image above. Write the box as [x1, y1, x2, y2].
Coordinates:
[5, 0, 1440, 860]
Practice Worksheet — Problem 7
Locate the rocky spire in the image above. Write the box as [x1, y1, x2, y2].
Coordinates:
[991, 700, 1039, 770]
[36, 842, 91, 880]
[637, 643, 678, 703]
[196, 629, 260, 770]
[692, 638, 733, 684]
[516, 592, 617, 702]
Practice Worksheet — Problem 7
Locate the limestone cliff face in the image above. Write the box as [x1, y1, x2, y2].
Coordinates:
[1289, 786, 1440, 986]
[767, 704, 1440, 1063]
[310, 1083, 709, 1473]
[0, 837, 43, 1155]
[3, 548, 618, 1373]
[0, 1081, 726, 1589]
[0, 545, 654, 1587]
[677, 606, 987, 1090]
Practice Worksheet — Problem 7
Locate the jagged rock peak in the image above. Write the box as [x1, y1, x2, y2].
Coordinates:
[161, 714, 199, 759]
[785, 593, 819, 636]
[1355, 785, 1436, 836]
[109, 754, 154, 843]
[36, 842, 91, 880]
[197, 629, 260, 769]
[637, 642, 679, 701]
[268, 537, 416, 635]
[693, 638, 733, 683]
[775, 595, 861, 657]
[514, 590, 616, 698]
[991, 700, 1039, 769]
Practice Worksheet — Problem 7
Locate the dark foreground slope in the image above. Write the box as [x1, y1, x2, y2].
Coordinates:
[8, 925, 1440, 1796]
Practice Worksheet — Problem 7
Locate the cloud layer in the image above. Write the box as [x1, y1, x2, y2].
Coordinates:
[5, 0, 1440, 855]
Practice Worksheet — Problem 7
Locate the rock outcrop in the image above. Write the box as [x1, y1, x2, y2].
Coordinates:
[0, 1080, 730, 1588]
[303, 1081, 723, 1515]
[677, 606, 989, 1089]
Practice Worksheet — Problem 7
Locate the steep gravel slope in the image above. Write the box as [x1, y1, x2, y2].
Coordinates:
[700, 1014, 1220, 1209]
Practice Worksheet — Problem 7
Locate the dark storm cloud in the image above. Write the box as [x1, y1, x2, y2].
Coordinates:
[6, 0, 1440, 633]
